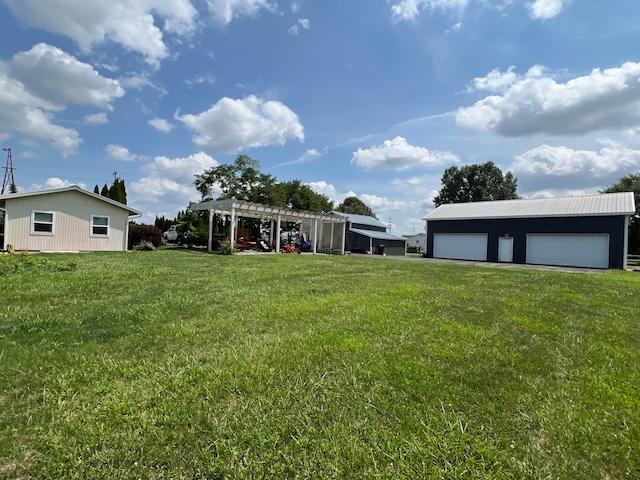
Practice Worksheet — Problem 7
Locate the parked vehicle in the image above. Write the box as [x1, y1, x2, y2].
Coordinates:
[164, 225, 179, 242]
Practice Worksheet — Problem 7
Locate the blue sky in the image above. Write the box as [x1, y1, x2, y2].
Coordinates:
[1, 0, 640, 234]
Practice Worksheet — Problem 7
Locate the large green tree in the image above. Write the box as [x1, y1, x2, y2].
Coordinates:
[433, 161, 519, 207]
[335, 196, 377, 219]
[601, 172, 640, 254]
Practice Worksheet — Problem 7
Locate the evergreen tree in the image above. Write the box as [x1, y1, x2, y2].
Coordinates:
[9, 183, 17, 194]
[101, 184, 109, 197]
[94, 185, 100, 194]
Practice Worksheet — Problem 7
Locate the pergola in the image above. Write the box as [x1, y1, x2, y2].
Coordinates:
[189, 199, 347, 254]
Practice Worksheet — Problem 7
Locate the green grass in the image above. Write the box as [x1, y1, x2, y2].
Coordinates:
[1, 250, 639, 479]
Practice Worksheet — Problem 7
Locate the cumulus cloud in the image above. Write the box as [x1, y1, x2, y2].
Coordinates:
[106, 144, 138, 161]
[84, 112, 108, 125]
[457, 62, 640, 137]
[288, 18, 310, 35]
[148, 117, 175, 133]
[207, 0, 277, 25]
[465, 65, 517, 93]
[390, 0, 469, 23]
[1, 0, 198, 66]
[11, 44, 124, 110]
[275, 148, 321, 167]
[510, 144, 640, 191]
[528, 0, 570, 20]
[176, 95, 304, 153]
[291, 2, 300, 13]
[351, 136, 459, 170]
[130, 152, 217, 211]
[27, 177, 87, 191]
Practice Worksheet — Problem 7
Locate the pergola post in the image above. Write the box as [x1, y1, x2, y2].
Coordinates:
[270, 220, 274, 245]
[330, 222, 334, 252]
[276, 214, 282, 254]
[208, 209, 214, 252]
[230, 203, 237, 248]
[341, 221, 346, 255]
[313, 219, 318, 254]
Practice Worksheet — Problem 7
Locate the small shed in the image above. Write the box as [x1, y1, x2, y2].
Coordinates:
[423, 193, 636, 269]
[330, 211, 407, 256]
[0, 186, 141, 252]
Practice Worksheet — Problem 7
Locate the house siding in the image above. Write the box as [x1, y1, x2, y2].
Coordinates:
[4, 190, 130, 251]
[426, 215, 627, 269]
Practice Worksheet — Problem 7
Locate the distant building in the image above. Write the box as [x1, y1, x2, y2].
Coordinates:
[403, 233, 426, 252]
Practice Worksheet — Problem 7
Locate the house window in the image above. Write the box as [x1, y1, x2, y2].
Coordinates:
[31, 211, 54, 235]
[91, 215, 110, 237]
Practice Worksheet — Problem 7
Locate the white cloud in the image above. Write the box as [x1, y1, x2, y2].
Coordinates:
[288, 18, 310, 35]
[207, 0, 277, 25]
[1, 0, 198, 66]
[148, 117, 175, 133]
[390, 0, 468, 23]
[130, 152, 217, 210]
[11, 44, 124, 110]
[510, 144, 640, 192]
[106, 144, 138, 161]
[274, 148, 321, 167]
[84, 113, 109, 125]
[528, 0, 570, 20]
[27, 177, 87, 191]
[184, 74, 215, 88]
[457, 62, 640, 137]
[466, 65, 517, 93]
[176, 95, 305, 153]
[291, 2, 300, 13]
[306, 181, 356, 205]
[351, 136, 459, 170]
[0, 62, 81, 156]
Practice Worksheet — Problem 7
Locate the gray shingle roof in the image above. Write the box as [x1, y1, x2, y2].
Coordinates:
[423, 192, 636, 221]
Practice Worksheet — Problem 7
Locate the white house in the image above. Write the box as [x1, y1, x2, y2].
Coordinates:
[0, 186, 141, 252]
[403, 233, 426, 252]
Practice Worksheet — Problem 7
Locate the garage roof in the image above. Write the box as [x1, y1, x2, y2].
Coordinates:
[330, 211, 388, 229]
[350, 228, 408, 242]
[423, 192, 636, 221]
[189, 198, 346, 224]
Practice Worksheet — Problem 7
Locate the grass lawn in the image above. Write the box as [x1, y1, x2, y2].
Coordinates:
[1, 249, 639, 479]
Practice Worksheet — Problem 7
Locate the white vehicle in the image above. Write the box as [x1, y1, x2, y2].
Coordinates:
[164, 225, 179, 242]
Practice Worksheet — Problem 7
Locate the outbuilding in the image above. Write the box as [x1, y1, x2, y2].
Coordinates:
[423, 193, 636, 270]
[0, 186, 141, 252]
[331, 211, 407, 256]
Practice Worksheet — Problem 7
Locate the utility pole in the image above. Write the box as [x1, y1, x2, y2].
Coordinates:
[1, 148, 16, 195]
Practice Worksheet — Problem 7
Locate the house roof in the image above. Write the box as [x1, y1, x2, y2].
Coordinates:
[330, 211, 388, 229]
[350, 228, 407, 242]
[423, 192, 636, 221]
[0, 185, 142, 215]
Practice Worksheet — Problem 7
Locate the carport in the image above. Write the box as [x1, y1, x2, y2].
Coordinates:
[189, 199, 347, 254]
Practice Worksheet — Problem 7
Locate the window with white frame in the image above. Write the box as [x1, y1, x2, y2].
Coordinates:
[91, 215, 110, 237]
[31, 211, 54, 235]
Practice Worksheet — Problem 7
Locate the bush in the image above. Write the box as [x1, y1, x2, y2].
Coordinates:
[219, 240, 235, 255]
[133, 240, 156, 251]
[129, 224, 163, 249]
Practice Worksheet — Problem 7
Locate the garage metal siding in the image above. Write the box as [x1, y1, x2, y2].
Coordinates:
[433, 233, 488, 261]
[526, 234, 610, 269]
[426, 215, 627, 269]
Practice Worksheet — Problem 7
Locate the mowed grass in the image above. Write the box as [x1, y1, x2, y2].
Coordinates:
[1, 250, 639, 479]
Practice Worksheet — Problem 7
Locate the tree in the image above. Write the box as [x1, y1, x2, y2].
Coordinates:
[433, 161, 519, 207]
[101, 184, 109, 197]
[93, 185, 100, 194]
[335, 196, 377, 219]
[277, 180, 334, 212]
[601, 172, 640, 254]
[9, 183, 17, 194]
[109, 178, 127, 204]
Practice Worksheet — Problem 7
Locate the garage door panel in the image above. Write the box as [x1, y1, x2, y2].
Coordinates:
[526, 234, 609, 269]
[434, 233, 487, 261]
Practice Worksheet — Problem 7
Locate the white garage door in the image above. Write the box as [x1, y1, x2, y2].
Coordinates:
[433, 233, 488, 261]
[526, 234, 609, 269]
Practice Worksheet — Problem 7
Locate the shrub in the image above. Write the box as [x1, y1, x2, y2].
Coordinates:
[133, 240, 156, 251]
[129, 224, 163, 249]
[219, 240, 235, 255]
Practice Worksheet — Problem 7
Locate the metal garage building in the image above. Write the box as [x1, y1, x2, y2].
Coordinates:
[423, 193, 636, 270]
[331, 211, 407, 256]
